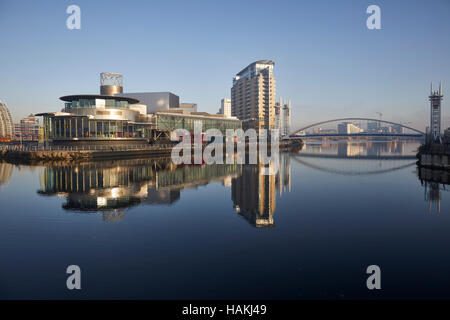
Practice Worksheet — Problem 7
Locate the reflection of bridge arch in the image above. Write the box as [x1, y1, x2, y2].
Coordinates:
[292, 155, 416, 176]
[289, 118, 425, 136]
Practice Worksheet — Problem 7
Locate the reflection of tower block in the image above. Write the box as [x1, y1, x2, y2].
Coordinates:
[100, 72, 123, 95]
[429, 82, 443, 143]
[425, 181, 441, 213]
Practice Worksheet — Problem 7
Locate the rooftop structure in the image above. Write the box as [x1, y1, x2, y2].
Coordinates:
[100, 72, 123, 96]
[234, 60, 275, 83]
[117, 92, 179, 114]
[218, 98, 231, 118]
[178, 103, 198, 113]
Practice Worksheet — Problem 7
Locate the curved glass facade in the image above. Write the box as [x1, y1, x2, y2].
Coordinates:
[65, 98, 129, 109]
[43, 116, 152, 140]
[155, 113, 241, 132]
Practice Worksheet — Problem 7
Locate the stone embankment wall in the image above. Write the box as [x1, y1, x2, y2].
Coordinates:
[0, 147, 173, 164]
[0, 139, 303, 164]
[418, 144, 450, 171]
[418, 166, 450, 185]
[419, 153, 450, 170]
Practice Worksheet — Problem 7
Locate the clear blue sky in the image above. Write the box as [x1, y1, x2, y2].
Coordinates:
[1, 0, 449, 131]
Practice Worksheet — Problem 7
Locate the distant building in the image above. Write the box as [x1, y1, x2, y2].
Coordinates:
[118, 92, 180, 114]
[274, 98, 292, 137]
[15, 115, 41, 142]
[0, 101, 14, 139]
[367, 121, 379, 133]
[391, 124, 404, 134]
[274, 102, 281, 131]
[282, 100, 291, 137]
[178, 103, 197, 113]
[218, 98, 231, 118]
[338, 122, 363, 134]
[317, 129, 337, 134]
[231, 60, 276, 132]
[429, 82, 443, 142]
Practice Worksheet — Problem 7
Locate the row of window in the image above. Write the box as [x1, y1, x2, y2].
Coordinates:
[43, 117, 150, 139]
[156, 114, 241, 132]
[65, 99, 130, 109]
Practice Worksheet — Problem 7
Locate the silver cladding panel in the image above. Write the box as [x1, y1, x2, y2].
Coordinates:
[64, 107, 140, 121]
[117, 92, 179, 114]
[100, 85, 123, 96]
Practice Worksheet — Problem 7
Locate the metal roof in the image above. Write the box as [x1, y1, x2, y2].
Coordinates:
[59, 94, 140, 104]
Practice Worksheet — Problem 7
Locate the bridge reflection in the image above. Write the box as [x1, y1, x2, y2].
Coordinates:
[292, 141, 418, 176]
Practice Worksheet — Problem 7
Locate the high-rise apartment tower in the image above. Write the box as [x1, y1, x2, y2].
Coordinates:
[231, 60, 276, 132]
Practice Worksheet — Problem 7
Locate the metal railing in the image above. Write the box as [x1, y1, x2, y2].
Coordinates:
[0, 144, 175, 152]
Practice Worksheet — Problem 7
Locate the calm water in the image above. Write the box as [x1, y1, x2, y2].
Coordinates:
[0, 140, 449, 299]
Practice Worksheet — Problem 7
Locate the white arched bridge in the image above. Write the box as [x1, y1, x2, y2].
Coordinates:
[289, 118, 425, 138]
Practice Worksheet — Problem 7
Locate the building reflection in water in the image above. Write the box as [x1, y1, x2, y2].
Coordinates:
[418, 166, 450, 213]
[38, 158, 241, 222]
[36, 153, 293, 226]
[232, 153, 291, 228]
[0, 162, 13, 188]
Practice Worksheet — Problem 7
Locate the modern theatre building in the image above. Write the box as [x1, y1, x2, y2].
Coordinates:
[37, 73, 241, 146]
[37, 94, 153, 146]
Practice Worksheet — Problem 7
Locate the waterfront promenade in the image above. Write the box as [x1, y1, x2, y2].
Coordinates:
[0, 139, 302, 164]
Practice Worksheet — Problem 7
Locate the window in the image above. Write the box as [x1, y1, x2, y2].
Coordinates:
[97, 122, 103, 137]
